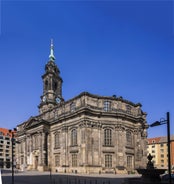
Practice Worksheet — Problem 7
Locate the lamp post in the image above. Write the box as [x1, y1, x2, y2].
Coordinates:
[9, 128, 17, 184]
[150, 112, 171, 184]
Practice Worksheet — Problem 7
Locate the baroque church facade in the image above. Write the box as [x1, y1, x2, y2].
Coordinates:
[16, 41, 148, 174]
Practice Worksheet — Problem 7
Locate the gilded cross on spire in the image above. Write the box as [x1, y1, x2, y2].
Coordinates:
[49, 39, 55, 61]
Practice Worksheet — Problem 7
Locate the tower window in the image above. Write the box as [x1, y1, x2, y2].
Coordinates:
[45, 80, 48, 91]
[53, 82, 57, 91]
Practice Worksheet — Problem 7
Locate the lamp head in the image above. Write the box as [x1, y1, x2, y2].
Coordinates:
[150, 121, 161, 127]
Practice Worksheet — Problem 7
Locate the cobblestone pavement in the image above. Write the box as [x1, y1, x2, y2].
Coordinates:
[1, 169, 140, 184]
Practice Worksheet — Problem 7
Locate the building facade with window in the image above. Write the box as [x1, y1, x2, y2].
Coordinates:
[147, 136, 174, 170]
[16, 41, 148, 174]
[0, 128, 16, 169]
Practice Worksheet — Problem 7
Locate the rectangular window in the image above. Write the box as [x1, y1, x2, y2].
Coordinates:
[105, 154, 112, 168]
[127, 156, 133, 169]
[103, 101, 111, 112]
[71, 129, 77, 146]
[72, 154, 77, 167]
[55, 154, 60, 167]
[104, 129, 112, 146]
[161, 154, 164, 158]
[126, 132, 132, 146]
[55, 133, 60, 148]
[160, 143, 164, 147]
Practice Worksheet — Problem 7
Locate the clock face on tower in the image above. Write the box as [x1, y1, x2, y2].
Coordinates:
[56, 97, 61, 103]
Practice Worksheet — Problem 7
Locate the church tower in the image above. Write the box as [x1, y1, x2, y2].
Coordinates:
[39, 40, 63, 113]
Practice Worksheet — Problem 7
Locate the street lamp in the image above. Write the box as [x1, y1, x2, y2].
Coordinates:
[9, 128, 17, 184]
[150, 112, 171, 184]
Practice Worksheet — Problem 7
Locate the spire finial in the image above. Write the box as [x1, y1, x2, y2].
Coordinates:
[49, 39, 55, 61]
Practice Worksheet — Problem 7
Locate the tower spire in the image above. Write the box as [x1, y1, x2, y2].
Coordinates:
[49, 39, 55, 61]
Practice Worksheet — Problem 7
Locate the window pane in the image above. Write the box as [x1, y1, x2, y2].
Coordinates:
[72, 153, 77, 167]
[127, 156, 133, 168]
[126, 132, 132, 146]
[55, 132, 60, 148]
[71, 129, 77, 146]
[105, 154, 112, 168]
[104, 101, 111, 112]
[104, 129, 112, 146]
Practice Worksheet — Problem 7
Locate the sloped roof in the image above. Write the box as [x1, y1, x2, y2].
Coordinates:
[0, 128, 16, 137]
[147, 135, 174, 144]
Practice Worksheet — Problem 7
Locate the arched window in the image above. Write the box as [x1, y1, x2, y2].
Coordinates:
[53, 81, 57, 91]
[126, 131, 132, 146]
[71, 129, 77, 146]
[55, 132, 60, 148]
[45, 80, 48, 91]
[104, 129, 112, 146]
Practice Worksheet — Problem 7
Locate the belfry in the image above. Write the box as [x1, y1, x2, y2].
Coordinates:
[39, 40, 63, 113]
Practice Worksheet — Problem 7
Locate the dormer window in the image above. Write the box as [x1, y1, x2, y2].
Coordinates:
[70, 102, 76, 112]
[126, 105, 131, 114]
[103, 101, 111, 112]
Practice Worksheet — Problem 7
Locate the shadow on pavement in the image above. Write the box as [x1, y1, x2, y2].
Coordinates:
[2, 173, 134, 184]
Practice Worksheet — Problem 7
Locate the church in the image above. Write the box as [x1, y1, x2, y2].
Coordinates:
[16, 41, 148, 174]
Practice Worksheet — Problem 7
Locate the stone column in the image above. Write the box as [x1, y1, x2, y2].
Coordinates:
[38, 132, 42, 166]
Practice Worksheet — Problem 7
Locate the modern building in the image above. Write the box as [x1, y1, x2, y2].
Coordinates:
[147, 136, 174, 170]
[16, 41, 148, 174]
[0, 128, 16, 168]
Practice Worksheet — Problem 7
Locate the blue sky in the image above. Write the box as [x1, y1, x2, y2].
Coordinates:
[0, 1, 173, 138]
